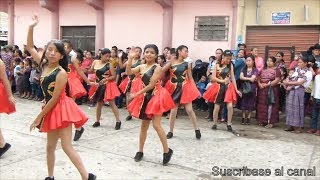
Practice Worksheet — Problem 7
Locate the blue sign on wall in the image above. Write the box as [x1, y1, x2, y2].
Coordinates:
[272, 12, 291, 24]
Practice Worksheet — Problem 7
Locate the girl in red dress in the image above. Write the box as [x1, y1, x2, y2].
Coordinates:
[27, 16, 96, 180]
[163, 45, 201, 139]
[87, 48, 122, 129]
[126, 44, 174, 165]
[0, 59, 16, 158]
[118, 47, 142, 121]
[203, 50, 242, 132]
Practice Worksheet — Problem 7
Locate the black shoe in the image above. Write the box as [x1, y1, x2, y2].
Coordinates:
[115, 121, 121, 130]
[195, 130, 201, 139]
[134, 152, 143, 162]
[166, 132, 173, 139]
[246, 118, 250, 125]
[92, 122, 100, 127]
[163, 148, 173, 165]
[241, 118, 245, 125]
[126, 115, 132, 121]
[0, 143, 11, 158]
[227, 125, 233, 132]
[211, 124, 217, 130]
[44, 177, 54, 180]
[88, 173, 97, 180]
[73, 127, 85, 141]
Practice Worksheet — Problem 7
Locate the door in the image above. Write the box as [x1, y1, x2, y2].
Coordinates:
[61, 26, 95, 53]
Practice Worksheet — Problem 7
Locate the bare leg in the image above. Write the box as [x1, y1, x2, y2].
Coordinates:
[152, 115, 169, 153]
[60, 125, 88, 180]
[213, 104, 221, 125]
[0, 129, 5, 147]
[96, 101, 103, 122]
[227, 103, 233, 125]
[184, 103, 199, 130]
[108, 100, 120, 122]
[169, 105, 178, 133]
[139, 120, 150, 152]
[126, 92, 131, 115]
[46, 130, 59, 177]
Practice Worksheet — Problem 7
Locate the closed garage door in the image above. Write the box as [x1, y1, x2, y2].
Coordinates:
[246, 25, 320, 66]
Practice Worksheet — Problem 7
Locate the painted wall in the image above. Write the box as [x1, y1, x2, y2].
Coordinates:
[104, 0, 163, 52]
[172, 0, 234, 61]
[239, 0, 320, 42]
[14, 0, 52, 48]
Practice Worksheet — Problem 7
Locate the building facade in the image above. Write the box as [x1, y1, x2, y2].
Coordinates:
[0, 0, 238, 61]
[236, 0, 320, 65]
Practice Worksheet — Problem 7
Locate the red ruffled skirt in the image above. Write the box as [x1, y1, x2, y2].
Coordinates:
[130, 75, 143, 94]
[128, 84, 175, 120]
[88, 84, 99, 100]
[68, 72, 87, 99]
[203, 83, 237, 104]
[39, 95, 88, 132]
[104, 81, 120, 101]
[181, 80, 200, 104]
[0, 81, 16, 114]
[119, 76, 130, 94]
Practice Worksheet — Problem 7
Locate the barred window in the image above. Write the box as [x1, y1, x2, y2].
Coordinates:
[194, 16, 229, 41]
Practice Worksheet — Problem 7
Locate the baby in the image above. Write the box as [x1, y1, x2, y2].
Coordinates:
[283, 69, 301, 91]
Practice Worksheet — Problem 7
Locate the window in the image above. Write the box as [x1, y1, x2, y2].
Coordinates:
[194, 16, 229, 41]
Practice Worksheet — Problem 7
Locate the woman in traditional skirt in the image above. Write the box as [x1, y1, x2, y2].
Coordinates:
[88, 48, 121, 130]
[163, 45, 201, 139]
[126, 44, 175, 165]
[118, 47, 142, 121]
[240, 55, 258, 125]
[284, 57, 312, 133]
[27, 16, 96, 180]
[0, 59, 16, 158]
[203, 50, 242, 131]
[256, 56, 281, 128]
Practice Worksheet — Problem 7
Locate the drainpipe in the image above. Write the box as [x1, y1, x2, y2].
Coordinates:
[8, 0, 14, 45]
[236, 0, 245, 45]
[231, 0, 237, 49]
[256, 0, 261, 25]
[39, 0, 59, 39]
[86, 0, 104, 54]
[154, 0, 173, 49]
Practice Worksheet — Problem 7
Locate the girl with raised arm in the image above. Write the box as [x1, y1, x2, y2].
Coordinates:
[126, 44, 174, 165]
[27, 16, 96, 180]
[163, 45, 201, 139]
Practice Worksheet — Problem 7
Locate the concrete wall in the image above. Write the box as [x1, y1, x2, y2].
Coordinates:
[172, 0, 234, 61]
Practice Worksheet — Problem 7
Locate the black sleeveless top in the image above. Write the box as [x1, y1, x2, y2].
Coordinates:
[95, 63, 110, 82]
[129, 60, 141, 80]
[170, 61, 188, 84]
[216, 66, 230, 80]
[142, 65, 157, 94]
[40, 67, 62, 102]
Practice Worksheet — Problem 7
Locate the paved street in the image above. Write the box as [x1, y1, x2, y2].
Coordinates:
[0, 98, 319, 180]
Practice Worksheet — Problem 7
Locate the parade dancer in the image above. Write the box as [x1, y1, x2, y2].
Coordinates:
[126, 44, 174, 165]
[0, 59, 16, 158]
[118, 47, 142, 121]
[163, 45, 201, 139]
[203, 50, 242, 132]
[88, 48, 122, 129]
[28, 16, 96, 180]
[62, 40, 95, 141]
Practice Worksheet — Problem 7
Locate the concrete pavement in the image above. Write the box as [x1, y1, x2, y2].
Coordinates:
[0, 98, 319, 180]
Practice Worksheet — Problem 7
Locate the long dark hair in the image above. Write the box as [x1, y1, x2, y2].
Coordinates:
[216, 48, 223, 65]
[242, 54, 256, 75]
[176, 45, 188, 59]
[40, 40, 70, 96]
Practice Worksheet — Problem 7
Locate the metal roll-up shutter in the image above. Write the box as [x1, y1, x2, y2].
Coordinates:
[246, 25, 320, 66]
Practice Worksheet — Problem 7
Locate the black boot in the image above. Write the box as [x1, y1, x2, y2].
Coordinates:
[88, 173, 97, 180]
[163, 148, 173, 165]
[241, 118, 245, 125]
[44, 177, 54, 180]
[73, 127, 84, 141]
[115, 121, 121, 130]
[166, 132, 173, 139]
[134, 152, 144, 162]
[195, 130, 201, 139]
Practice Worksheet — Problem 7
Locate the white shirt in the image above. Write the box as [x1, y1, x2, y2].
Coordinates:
[312, 74, 320, 99]
[303, 70, 313, 89]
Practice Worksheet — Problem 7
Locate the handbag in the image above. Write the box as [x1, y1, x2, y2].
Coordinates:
[242, 81, 252, 96]
[267, 86, 275, 104]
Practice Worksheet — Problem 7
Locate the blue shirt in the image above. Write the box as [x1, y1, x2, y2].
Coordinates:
[234, 58, 246, 81]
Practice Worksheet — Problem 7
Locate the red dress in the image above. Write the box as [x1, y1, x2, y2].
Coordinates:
[165, 62, 200, 104]
[119, 60, 141, 94]
[38, 67, 88, 132]
[87, 63, 120, 102]
[203, 65, 237, 104]
[0, 80, 15, 114]
[67, 62, 87, 99]
[128, 65, 175, 120]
